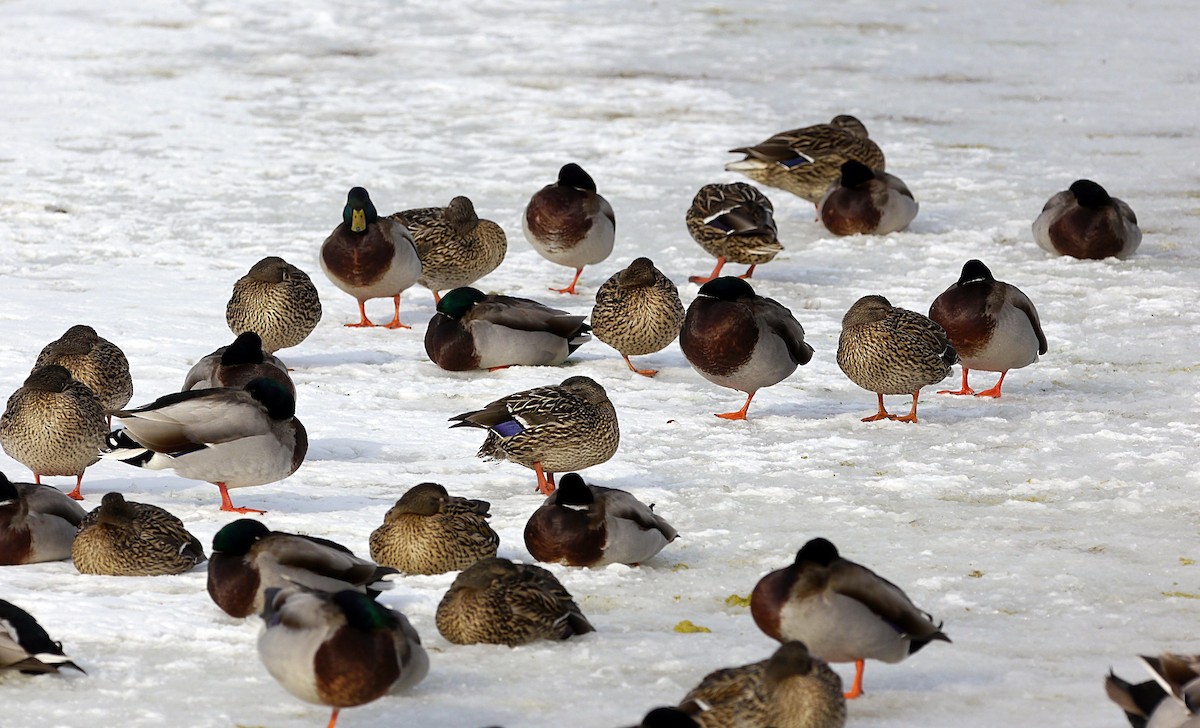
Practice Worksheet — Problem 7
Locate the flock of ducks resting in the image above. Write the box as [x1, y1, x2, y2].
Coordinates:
[0, 114, 1170, 728]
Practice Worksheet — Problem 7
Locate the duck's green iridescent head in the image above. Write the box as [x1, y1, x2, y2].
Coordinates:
[437, 287, 487, 319]
[333, 590, 399, 631]
[343, 187, 378, 233]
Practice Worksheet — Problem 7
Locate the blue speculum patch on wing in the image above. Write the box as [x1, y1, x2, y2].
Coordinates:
[492, 419, 524, 437]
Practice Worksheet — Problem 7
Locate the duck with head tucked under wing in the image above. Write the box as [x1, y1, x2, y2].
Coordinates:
[392, 195, 507, 303]
[817, 161, 917, 236]
[1033, 179, 1141, 260]
[685, 182, 783, 284]
[226, 256, 322, 353]
[590, 257, 684, 377]
[1106, 652, 1200, 728]
[368, 482, 499, 575]
[0, 472, 86, 565]
[523, 163, 615, 295]
[72, 492, 205, 577]
[34, 325, 132, 424]
[0, 599, 85, 675]
[181, 331, 294, 400]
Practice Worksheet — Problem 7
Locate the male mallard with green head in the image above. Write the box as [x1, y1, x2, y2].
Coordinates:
[817, 161, 917, 236]
[685, 183, 783, 284]
[523, 163, 615, 295]
[182, 331, 294, 400]
[319, 187, 421, 328]
[0, 472, 86, 565]
[392, 195, 507, 303]
[1033, 179, 1141, 260]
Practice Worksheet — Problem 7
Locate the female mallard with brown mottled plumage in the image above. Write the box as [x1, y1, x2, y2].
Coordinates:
[449, 375, 619, 495]
[434, 556, 594, 646]
[368, 482, 499, 575]
[726, 116, 886, 203]
[685, 183, 783, 284]
[72, 492, 205, 576]
[34, 324, 132, 421]
[817, 161, 917, 236]
[391, 196, 507, 303]
[590, 258, 684, 377]
[258, 587, 428, 728]
[0, 472, 86, 565]
[1106, 653, 1200, 728]
[320, 187, 422, 329]
[424, 287, 591, 372]
[523, 163, 615, 295]
[750, 538, 949, 700]
[680, 641, 847, 728]
[0, 365, 106, 501]
[680, 277, 813, 421]
[524, 473, 677, 568]
[836, 295, 956, 423]
[1032, 179, 1142, 260]
[182, 332, 295, 400]
[226, 256, 322, 353]
[928, 260, 1047, 398]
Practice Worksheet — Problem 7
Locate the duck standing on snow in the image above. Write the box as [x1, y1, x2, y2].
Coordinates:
[750, 538, 949, 699]
[226, 256, 322, 353]
[685, 182, 783, 284]
[71, 492, 205, 576]
[103, 377, 307, 514]
[258, 587, 428, 728]
[590, 257, 684, 377]
[524, 472, 678, 567]
[207, 518, 398, 619]
[523, 163, 615, 295]
[435, 556, 594, 646]
[424, 287, 591, 371]
[928, 260, 1047, 398]
[392, 195, 507, 303]
[449, 375, 619, 495]
[1033, 179, 1141, 260]
[725, 115, 886, 203]
[33, 324, 133, 425]
[817, 161, 918, 236]
[319, 187, 422, 329]
[680, 277, 813, 420]
[0, 365, 106, 501]
[679, 641, 847, 728]
[0, 599, 85, 675]
[0, 472, 86, 565]
[1106, 653, 1200, 728]
[837, 295, 956, 423]
[368, 482, 499, 575]
[181, 331, 295, 400]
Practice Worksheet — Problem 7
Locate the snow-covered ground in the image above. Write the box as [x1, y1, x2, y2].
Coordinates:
[2, 0, 1199, 726]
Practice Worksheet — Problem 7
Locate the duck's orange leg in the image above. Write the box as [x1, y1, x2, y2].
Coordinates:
[738, 264, 757, 280]
[382, 294, 411, 330]
[345, 300, 376, 328]
[66, 475, 84, 501]
[533, 463, 557, 495]
[217, 482, 266, 515]
[843, 659, 866, 699]
[622, 354, 657, 378]
[716, 391, 756, 420]
[861, 393, 895, 422]
[893, 391, 922, 424]
[550, 267, 584, 295]
[326, 707, 341, 728]
[974, 371, 1008, 398]
[938, 368, 975, 395]
[688, 258, 727, 285]
[432, 290, 442, 304]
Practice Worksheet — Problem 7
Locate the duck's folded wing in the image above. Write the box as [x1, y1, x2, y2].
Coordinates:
[115, 389, 271, 450]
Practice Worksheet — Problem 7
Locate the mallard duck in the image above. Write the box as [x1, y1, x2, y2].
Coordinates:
[449, 375, 620, 495]
[33, 324, 132, 422]
[685, 183, 783, 284]
[392, 196, 508, 303]
[591, 257, 684, 377]
[182, 331, 295, 399]
[0, 365, 106, 500]
[434, 556, 594, 646]
[524, 472, 677, 567]
[836, 295, 956, 423]
[1033, 179, 1142, 260]
[258, 587, 428, 728]
[679, 277, 813, 420]
[368, 482, 499, 575]
[679, 641, 846, 728]
[424, 287, 591, 371]
[0, 472, 86, 565]
[928, 260, 1047, 398]
[71, 492, 205, 576]
[103, 377, 307, 514]
[1106, 653, 1200, 728]
[522, 163, 615, 295]
[226, 256, 323, 352]
[817, 161, 917, 236]
[726, 116, 886, 203]
[208, 518, 397, 619]
[0, 599, 84, 675]
[319, 187, 422, 328]
[751, 538, 949, 699]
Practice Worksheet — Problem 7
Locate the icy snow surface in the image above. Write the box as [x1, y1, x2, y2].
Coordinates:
[2, 0, 1199, 726]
